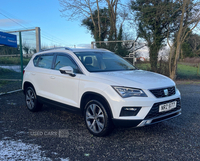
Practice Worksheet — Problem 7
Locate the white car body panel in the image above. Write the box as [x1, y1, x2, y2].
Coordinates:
[47, 70, 81, 107]
[22, 48, 181, 129]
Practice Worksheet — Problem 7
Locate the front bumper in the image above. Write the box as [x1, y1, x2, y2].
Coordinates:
[112, 98, 181, 128]
[112, 109, 181, 127]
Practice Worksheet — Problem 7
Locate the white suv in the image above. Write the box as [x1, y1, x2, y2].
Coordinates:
[22, 47, 181, 136]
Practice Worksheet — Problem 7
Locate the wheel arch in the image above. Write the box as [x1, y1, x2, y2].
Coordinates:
[23, 81, 35, 94]
[80, 92, 113, 118]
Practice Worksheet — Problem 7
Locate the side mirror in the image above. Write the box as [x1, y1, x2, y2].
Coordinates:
[59, 66, 76, 77]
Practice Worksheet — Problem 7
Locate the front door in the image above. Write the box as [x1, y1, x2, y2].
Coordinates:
[48, 53, 82, 108]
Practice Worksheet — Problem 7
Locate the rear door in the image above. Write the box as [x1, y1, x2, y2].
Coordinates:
[32, 53, 55, 99]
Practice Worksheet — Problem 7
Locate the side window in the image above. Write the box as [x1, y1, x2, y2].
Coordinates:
[54, 55, 81, 73]
[37, 55, 54, 69]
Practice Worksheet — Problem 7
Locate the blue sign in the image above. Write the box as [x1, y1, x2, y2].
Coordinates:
[0, 31, 17, 48]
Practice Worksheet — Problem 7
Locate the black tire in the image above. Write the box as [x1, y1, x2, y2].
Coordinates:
[25, 87, 43, 112]
[84, 99, 113, 136]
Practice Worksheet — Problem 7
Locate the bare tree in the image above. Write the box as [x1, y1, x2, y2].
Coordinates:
[96, 0, 101, 40]
[22, 42, 30, 55]
[31, 48, 37, 54]
[105, 0, 119, 40]
[167, 0, 200, 80]
[189, 32, 200, 56]
[59, 0, 122, 42]
[59, 0, 102, 40]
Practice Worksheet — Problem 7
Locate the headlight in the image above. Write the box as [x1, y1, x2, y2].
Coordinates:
[112, 86, 147, 98]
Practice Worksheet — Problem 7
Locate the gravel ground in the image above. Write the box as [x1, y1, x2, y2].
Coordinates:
[0, 81, 21, 94]
[0, 84, 200, 161]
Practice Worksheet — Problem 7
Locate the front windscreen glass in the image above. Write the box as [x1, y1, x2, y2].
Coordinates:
[74, 51, 136, 72]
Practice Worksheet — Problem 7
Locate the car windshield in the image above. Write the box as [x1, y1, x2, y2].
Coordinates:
[74, 51, 136, 72]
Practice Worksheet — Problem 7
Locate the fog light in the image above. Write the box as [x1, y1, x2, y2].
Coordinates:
[124, 107, 138, 111]
[120, 107, 141, 116]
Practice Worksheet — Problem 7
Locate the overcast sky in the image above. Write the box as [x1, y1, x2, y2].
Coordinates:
[0, 0, 93, 48]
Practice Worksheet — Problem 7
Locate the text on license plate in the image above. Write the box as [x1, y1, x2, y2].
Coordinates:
[159, 101, 177, 112]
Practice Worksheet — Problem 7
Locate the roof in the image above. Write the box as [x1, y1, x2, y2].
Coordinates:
[40, 47, 110, 53]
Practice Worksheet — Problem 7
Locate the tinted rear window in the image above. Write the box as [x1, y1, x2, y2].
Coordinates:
[37, 55, 54, 69]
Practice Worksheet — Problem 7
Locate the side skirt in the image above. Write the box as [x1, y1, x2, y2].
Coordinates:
[37, 96, 82, 115]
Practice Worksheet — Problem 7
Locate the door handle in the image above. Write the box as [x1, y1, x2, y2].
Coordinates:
[50, 76, 55, 79]
[31, 73, 35, 75]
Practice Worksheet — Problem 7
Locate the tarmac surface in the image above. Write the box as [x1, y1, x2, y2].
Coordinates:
[0, 84, 200, 161]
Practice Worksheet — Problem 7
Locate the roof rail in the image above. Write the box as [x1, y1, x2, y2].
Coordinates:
[41, 47, 72, 51]
[95, 48, 110, 51]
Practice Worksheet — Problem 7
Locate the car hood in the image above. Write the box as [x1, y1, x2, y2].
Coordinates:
[90, 70, 175, 89]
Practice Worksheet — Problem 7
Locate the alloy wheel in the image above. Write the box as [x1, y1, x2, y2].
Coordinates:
[86, 103, 105, 133]
[26, 88, 35, 110]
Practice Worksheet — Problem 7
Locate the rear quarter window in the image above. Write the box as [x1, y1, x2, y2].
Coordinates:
[33, 55, 40, 66]
[36, 55, 54, 69]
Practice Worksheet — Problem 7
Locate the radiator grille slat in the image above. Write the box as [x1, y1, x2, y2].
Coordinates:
[150, 86, 176, 98]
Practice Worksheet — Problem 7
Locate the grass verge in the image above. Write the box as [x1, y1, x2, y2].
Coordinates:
[135, 62, 200, 80]
[0, 57, 30, 65]
[177, 64, 200, 80]
[0, 67, 21, 79]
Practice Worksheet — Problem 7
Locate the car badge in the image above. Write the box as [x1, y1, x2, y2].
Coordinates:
[164, 89, 168, 96]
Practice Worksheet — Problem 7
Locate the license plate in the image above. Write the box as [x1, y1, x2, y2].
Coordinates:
[159, 101, 177, 112]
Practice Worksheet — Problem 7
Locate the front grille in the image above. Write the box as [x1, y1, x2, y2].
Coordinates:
[151, 112, 180, 124]
[145, 98, 181, 119]
[149, 86, 176, 98]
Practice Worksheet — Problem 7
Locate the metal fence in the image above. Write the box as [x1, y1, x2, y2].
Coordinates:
[0, 28, 39, 94]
